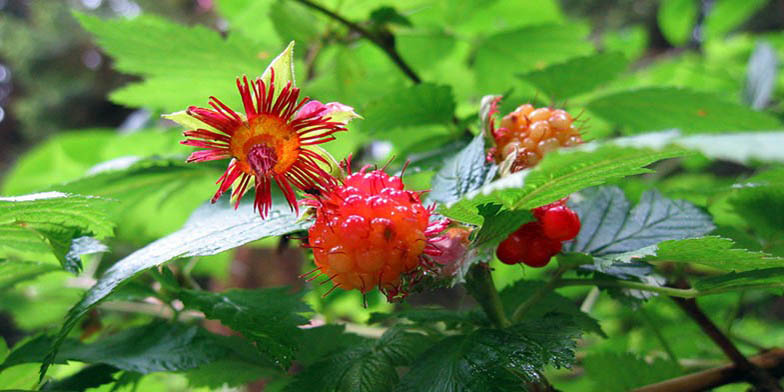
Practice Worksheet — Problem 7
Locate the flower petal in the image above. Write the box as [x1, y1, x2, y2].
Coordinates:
[296, 100, 361, 125]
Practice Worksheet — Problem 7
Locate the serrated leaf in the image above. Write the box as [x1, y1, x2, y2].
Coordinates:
[744, 42, 778, 110]
[75, 12, 269, 112]
[287, 328, 433, 392]
[40, 194, 311, 379]
[474, 24, 594, 92]
[472, 204, 532, 249]
[440, 145, 684, 223]
[50, 156, 221, 241]
[565, 186, 714, 256]
[583, 352, 681, 391]
[360, 83, 455, 133]
[397, 315, 582, 392]
[429, 135, 497, 204]
[658, 0, 698, 46]
[499, 281, 605, 337]
[586, 87, 782, 133]
[520, 52, 629, 99]
[695, 267, 784, 292]
[41, 364, 118, 391]
[12, 323, 229, 374]
[179, 287, 311, 369]
[0, 192, 115, 273]
[645, 236, 784, 271]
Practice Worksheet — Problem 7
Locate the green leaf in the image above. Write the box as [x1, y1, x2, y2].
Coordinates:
[472, 204, 533, 249]
[397, 315, 582, 391]
[565, 186, 714, 256]
[295, 325, 367, 367]
[397, 31, 456, 71]
[41, 364, 118, 392]
[583, 352, 681, 391]
[369, 6, 412, 27]
[13, 323, 230, 374]
[645, 236, 784, 271]
[474, 24, 594, 92]
[75, 12, 268, 112]
[744, 42, 778, 109]
[429, 135, 497, 204]
[440, 145, 685, 224]
[499, 281, 605, 337]
[705, 0, 768, 40]
[214, 0, 279, 46]
[179, 287, 311, 369]
[40, 195, 311, 379]
[0, 192, 114, 272]
[586, 87, 782, 133]
[369, 306, 483, 331]
[0, 260, 61, 292]
[520, 52, 629, 99]
[51, 156, 220, 241]
[286, 328, 433, 392]
[729, 169, 784, 239]
[184, 359, 273, 389]
[657, 0, 698, 46]
[270, 3, 321, 46]
[696, 267, 784, 293]
[360, 83, 455, 133]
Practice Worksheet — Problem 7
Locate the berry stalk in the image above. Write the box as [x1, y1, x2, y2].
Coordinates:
[464, 263, 510, 328]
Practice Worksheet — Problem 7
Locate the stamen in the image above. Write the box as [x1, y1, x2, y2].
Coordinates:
[247, 144, 278, 177]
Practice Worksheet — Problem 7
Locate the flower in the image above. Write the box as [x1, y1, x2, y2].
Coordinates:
[302, 161, 449, 301]
[180, 69, 357, 218]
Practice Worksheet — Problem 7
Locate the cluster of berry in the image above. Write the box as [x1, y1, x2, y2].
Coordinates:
[496, 199, 580, 267]
[491, 104, 582, 172]
[488, 102, 584, 268]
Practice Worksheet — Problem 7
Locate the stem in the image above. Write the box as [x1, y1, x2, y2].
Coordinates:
[558, 278, 784, 298]
[511, 267, 568, 323]
[464, 263, 510, 328]
[557, 278, 699, 297]
[293, 0, 422, 83]
[634, 349, 784, 392]
[672, 297, 783, 391]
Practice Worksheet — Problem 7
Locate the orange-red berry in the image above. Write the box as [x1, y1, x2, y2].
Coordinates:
[305, 165, 446, 299]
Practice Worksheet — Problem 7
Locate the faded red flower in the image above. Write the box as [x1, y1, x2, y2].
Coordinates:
[180, 69, 357, 218]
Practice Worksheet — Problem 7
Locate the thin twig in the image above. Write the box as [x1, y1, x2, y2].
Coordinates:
[634, 349, 784, 392]
[672, 297, 783, 391]
[293, 0, 421, 84]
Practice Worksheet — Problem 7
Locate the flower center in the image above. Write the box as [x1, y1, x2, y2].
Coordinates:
[247, 144, 278, 177]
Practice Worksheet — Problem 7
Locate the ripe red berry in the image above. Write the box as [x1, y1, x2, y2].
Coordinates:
[496, 222, 562, 267]
[539, 205, 581, 241]
[305, 165, 446, 299]
[496, 230, 527, 265]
